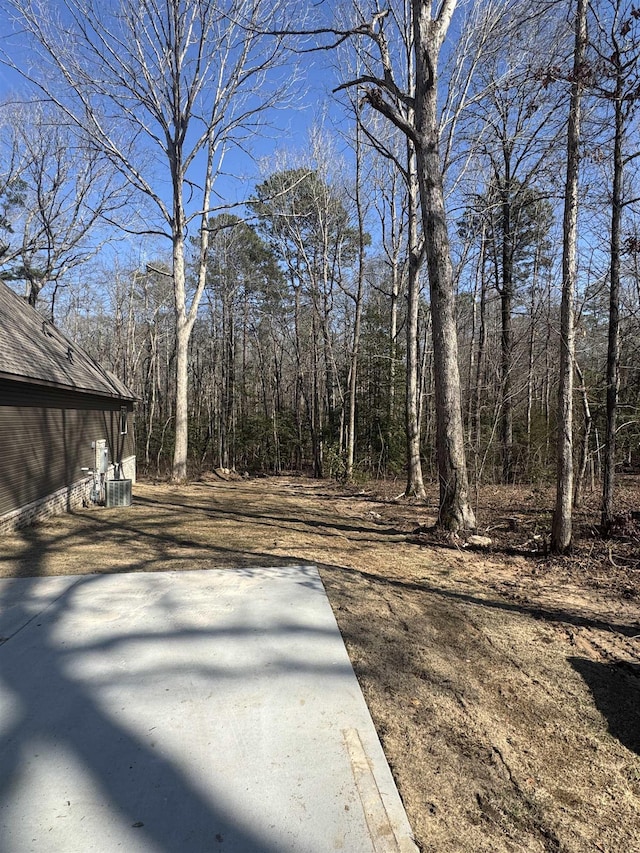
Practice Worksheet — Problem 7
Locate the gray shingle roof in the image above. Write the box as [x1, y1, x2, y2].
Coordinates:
[0, 281, 135, 401]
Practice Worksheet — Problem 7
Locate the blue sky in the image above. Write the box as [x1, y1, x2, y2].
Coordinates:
[0, 3, 354, 281]
[0, 4, 344, 189]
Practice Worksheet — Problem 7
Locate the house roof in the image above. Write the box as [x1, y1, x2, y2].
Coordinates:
[0, 281, 135, 402]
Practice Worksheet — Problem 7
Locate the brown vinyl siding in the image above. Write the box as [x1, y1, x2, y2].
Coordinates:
[0, 281, 136, 527]
[0, 380, 134, 518]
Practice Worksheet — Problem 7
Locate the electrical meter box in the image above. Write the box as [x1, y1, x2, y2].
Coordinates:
[94, 439, 109, 474]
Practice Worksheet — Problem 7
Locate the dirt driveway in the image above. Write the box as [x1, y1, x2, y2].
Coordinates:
[1, 475, 639, 852]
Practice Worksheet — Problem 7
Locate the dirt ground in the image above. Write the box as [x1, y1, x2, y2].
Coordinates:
[1, 474, 639, 853]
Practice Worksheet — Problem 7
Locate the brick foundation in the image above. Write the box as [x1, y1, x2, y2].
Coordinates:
[0, 455, 136, 533]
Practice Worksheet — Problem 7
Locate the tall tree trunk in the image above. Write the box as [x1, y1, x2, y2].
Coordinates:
[413, 1, 475, 530]
[171, 122, 214, 481]
[552, 0, 587, 553]
[220, 289, 235, 470]
[473, 236, 488, 459]
[573, 361, 592, 509]
[543, 279, 552, 466]
[388, 259, 399, 451]
[466, 222, 484, 445]
[405, 143, 427, 499]
[144, 324, 158, 472]
[336, 0, 472, 525]
[500, 179, 514, 483]
[293, 284, 305, 470]
[172, 229, 190, 481]
[311, 311, 324, 478]
[346, 121, 366, 482]
[602, 63, 624, 534]
[525, 252, 540, 475]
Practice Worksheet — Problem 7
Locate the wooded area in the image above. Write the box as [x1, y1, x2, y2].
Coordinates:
[1, 0, 639, 550]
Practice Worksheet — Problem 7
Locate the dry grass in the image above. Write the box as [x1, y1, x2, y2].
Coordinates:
[1, 474, 639, 852]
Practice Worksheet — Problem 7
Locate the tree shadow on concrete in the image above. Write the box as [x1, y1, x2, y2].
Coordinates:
[0, 532, 347, 852]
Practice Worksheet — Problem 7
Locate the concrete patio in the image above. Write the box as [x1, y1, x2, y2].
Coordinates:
[0, 565, 418, 852]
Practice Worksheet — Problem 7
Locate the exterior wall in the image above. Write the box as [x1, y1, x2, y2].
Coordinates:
[0, 379, 135, 527]
[0, 457, 137, 534]
[0, 476, 93, 534]
[117, 455, 137, 484]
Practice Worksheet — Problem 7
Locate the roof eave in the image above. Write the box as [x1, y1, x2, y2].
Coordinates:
[0, 371, 137, 403]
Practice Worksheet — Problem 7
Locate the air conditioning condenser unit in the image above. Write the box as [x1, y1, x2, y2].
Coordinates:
[106, 479, 132, 508]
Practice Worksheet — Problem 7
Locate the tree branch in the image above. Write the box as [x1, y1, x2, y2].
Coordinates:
[362, 87, 420, 147]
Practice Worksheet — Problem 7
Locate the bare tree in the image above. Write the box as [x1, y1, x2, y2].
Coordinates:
[363, 126, 411, 482]
[4, 0, 298, 480]
[326, 1, 475, 528]
[0, 103, 127, 318]
[458, 6, 566, 483]
[336, 16, 428, 497]
[592, 0, 640, 532]
[551, 0, 588, 554]
[344, 118, 368, 482]
[250, 135, 360, 478]
[0, 119, 27, 267]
